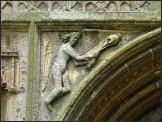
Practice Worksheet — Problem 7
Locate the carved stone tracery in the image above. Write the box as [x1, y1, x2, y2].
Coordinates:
[1, 34, 19, 94]
[1, 1, 151, 13]
[1, 0, 160, 121]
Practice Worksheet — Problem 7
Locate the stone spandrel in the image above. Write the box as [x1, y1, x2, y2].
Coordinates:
[38, 29, 146, 121]
[1, 1, 160, 121]
[1, 1, 152, 13]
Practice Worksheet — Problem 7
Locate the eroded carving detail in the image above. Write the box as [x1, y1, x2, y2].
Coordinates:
[43, 32, 122, 112]
[1, 1, 13, 13]
[43, 32, 98, 111]
[74, 33, 122, 70]
[86, 33, 122, 69]
[1, 59, 19, 94]
[1, 34, 20, 94]
[1, 1, 151, 13]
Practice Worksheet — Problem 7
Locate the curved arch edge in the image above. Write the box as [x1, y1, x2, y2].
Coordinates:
[55, 27, 161, 121]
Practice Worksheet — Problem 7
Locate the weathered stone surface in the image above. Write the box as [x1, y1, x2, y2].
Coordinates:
[1, 1, 161, 121]
[1, 1, 153, 13]
[1, 30, 29, 121]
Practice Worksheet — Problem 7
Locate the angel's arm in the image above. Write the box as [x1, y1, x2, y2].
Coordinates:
[63, 45, 92, 61]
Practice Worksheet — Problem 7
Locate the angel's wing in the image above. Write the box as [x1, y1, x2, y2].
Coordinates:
[41, 32, 60, 92]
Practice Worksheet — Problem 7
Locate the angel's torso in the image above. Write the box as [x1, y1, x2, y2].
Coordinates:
[52, 44, 70, 73]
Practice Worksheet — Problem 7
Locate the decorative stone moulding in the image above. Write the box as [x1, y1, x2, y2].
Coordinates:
[1, 1, 160, 121]
[1, 1, 151, 13]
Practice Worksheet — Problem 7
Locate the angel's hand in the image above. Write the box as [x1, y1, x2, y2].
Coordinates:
[93, 51, 99, 57]
[88, 51, 99, 58]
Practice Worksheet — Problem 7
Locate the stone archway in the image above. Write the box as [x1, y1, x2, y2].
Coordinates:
[56, 28, 161, 121]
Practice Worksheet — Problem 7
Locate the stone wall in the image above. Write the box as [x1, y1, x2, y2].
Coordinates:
[1, 1, 161, 121]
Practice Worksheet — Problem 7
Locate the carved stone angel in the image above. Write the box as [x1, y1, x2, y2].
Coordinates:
[44, 32, 122, 112]
[44, 32, 98, 111]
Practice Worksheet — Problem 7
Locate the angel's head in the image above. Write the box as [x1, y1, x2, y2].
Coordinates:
[61, 32, 81, 46]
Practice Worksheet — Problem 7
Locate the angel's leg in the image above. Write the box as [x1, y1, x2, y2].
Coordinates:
[44, 69, 62, 111]
[62, 71, 71, 93]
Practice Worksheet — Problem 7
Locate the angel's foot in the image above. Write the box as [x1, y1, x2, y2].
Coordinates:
[62, 87, 70, 94]
[47, 104, 52, 112]
[45, 102, 52, 112]
[62, 82, 71, 94]
[44, 99, 52, 112]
